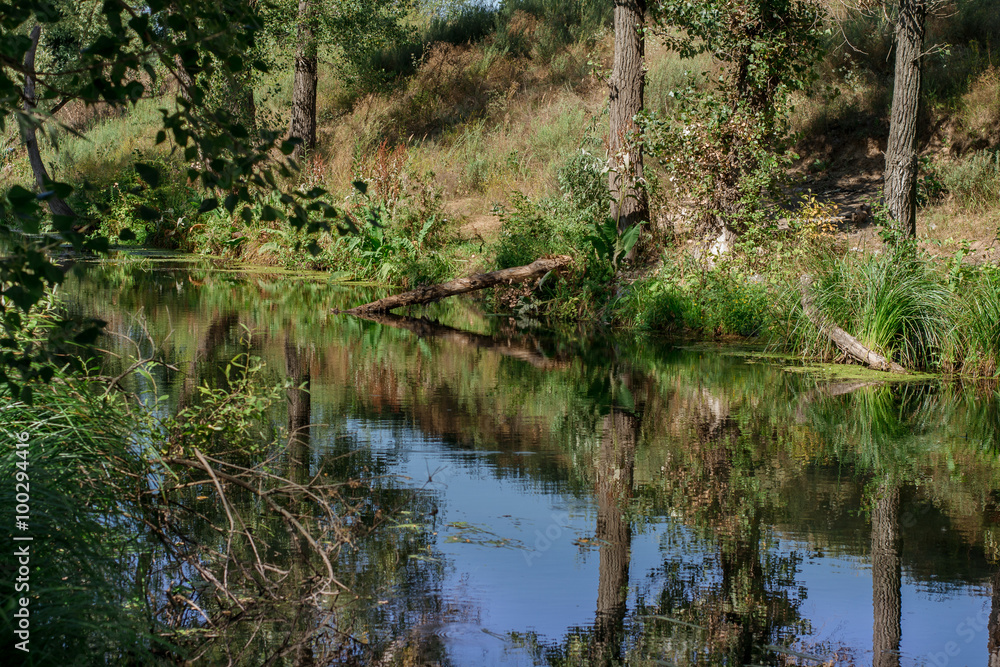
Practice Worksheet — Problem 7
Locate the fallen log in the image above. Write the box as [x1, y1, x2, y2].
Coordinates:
[341, 255, 572, 315]
[799, 274, 908, 374]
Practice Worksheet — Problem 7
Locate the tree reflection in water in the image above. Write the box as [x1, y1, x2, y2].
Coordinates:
[65, 262, 1000, 666]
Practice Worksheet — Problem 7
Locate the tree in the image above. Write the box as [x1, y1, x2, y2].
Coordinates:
[285, 0, 412, 161]
[647, 0, 824, 254]
[871, 482, 902, 667]
[609, 0, 649, 247]
[0, 0, 342, 400]
[883, 0, 927, 239]
[289, 0, 318, 161]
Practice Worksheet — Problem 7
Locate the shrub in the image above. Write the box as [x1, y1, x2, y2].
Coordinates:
[614, 259, 773, 337]
[85, 154, 198, 248]
[557, 147, 608, 213]
[492, 194, 591, 269]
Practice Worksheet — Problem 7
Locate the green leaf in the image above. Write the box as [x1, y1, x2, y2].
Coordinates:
[136, 205, 159, 221]
[7, 185, 34, 207]
[352, 180, 368, 195]
[260, 205, 281, 222]
[118, 228, 136, 242]
[198, 198, 219, 213]
[134, 162, 160, 188]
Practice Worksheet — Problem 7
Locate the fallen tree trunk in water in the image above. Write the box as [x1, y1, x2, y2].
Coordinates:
[799, 274, 908, 374]
[342, 255, 572, 314]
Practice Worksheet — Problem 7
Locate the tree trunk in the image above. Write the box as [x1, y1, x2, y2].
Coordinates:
[872, 483, 902, 667]
[609, 0, 648, 249]
[284, 336, 311, 485]
[884, 0, 926, 239]
[343, 255, 571, 314]
[990, 568, 1000, 667]
[19, 25, 75, 220]
[591, 406, 638, 665]
[289, 0, 318, 162]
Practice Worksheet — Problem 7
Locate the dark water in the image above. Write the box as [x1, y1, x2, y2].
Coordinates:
[67, 255, 1000, 666]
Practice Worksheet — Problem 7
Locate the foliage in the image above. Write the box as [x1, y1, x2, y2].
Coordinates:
[0, 291, 432, 663]
[492, 193, 588, 270]
[615, 258, 773, 337]
[783, 250, 951, 370]
[165, 340, 288, 456]
[0, 0, 351, 399]
[557, 147, 609, 214]
[645, 0, 826, 238]
[87, 153, 200, 248]
[585, 217, 642, 275]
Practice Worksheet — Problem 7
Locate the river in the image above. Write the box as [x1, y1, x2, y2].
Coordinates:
[66, 254, 1000, 666]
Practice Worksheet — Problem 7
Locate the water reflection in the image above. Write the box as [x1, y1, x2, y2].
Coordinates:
[64, 258, 1000, 665]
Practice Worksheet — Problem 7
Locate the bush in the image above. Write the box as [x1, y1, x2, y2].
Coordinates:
[557, 147, 608, 213]
[492, 193, 591, 270]
[615, 259, 773, 337]
[85, 154, 198, 248]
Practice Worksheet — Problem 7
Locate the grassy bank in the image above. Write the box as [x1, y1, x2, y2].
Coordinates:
[2, 0, 999, 374]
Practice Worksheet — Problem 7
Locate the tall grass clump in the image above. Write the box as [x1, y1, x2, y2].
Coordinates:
[0, 302, 161, 664]
[787, 251, 951, 370]
[945, 268, 1000, 376]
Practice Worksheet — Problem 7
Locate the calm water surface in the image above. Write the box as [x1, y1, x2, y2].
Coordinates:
[68, 256, 1000, 666]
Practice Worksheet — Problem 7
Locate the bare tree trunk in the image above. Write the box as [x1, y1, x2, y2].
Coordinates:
[884, 0, 926, 239]
[872, 483, 902, 667]
[19, 25, 75, 219]
[289, 0, 318, 162]
[284, 336, 311, 484]
[609, 0, 648, 250]
[591, 406, 638, 666]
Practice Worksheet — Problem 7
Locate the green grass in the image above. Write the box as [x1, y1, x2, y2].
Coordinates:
[783, 251, 952, 371]
[944, 267, 1000, 376]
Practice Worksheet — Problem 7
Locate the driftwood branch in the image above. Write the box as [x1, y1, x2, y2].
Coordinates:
[799, 274, 908, 374]
[342, 255, 572, 314]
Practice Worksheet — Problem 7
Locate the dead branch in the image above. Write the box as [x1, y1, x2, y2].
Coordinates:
[799, 273, 908, 373]
[342, 255, 572, 314]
